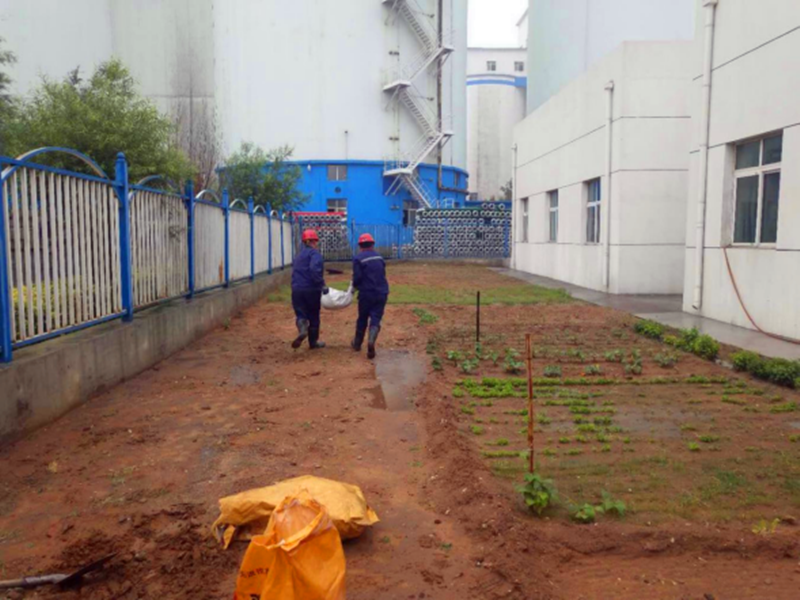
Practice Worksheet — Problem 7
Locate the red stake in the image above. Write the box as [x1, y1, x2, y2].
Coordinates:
[526, 333, 534, 474]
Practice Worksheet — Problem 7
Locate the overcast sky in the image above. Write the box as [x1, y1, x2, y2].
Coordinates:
[468, 0, 528, 48]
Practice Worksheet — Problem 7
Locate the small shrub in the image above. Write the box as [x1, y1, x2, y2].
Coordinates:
[634, 320, 664, 340]
[770, 402, 798, 414]
[460, 406, 475, 415]
[572, 504, 597, 524]
[447, 350, 464, 364]
[732, 350, 761, 372]
[559, 437, 571, 444]
[543, 365, 562, 378]
[452, 387, 465, 398]
[688, 442, 700, 452]
[574, 435, 590, 444]
[699, 434, 720, 443]
[599, 491, 627, 517]
[517, 473, 558, 515]
[604, 350, 624, 363]
[676, 328, 700, 351]
[654, 352, 679, 369]
[693, 335, 720, 361]
[460, 358, 480, 374]
[542, 448, 558, 457]
[566, 449, 583, 456]
[584, 364, 602, 376]
[537, 413, 552, 425]
[470, 424, 484, 435]
[504, 348, 524, 375]
[431, 356, 443, 371]
[493, 438, 510, 446]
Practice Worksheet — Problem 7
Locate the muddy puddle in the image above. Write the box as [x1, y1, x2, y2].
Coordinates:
[370, 351, 427, 411]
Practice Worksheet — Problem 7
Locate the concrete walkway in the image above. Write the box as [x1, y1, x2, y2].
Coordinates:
[494, 268, 800, 361]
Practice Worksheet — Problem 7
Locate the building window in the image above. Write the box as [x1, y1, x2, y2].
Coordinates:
[327, 165, 348, 181]
[733, 133, 782, 245]
[520, 197, 529, 243]
[548, 190, 559, 242]
[487, 61, 497, 72]
[514, 61, 525, 72]
[586, 179, 601, 244]
[403, 200, 420, 226]
[327, 199, 347, 215]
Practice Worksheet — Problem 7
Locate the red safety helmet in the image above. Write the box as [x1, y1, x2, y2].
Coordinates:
[358, 233, 375, 245]
[302, 229, 319, 242]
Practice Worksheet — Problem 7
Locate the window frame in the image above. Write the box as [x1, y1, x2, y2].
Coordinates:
[403, 199, 420, 227]
[326, 198, 348, 215]
[585, 179, 601, 245]
[732, 133, 782, 247]
[548, 190, 559, 243]
[520, 197, 529, 243]
[327, 164, 348, 181]
[514, 61, 525, 72]
[486, 60, 497, 72]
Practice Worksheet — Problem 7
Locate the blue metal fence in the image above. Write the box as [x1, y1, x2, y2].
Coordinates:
[0, 148, 294, 364]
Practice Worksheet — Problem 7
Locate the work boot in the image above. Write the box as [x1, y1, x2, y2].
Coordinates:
[309, 327, 326, 350]
[292, 319, 309, 349]
[367, 326, 381, 359]
[351, 329, 366, 352]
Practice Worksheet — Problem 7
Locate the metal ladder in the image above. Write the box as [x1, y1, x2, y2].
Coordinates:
[382, 0, 454, 209]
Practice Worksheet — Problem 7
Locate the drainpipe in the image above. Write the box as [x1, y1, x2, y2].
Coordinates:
[693, 0, 719, 310]
[603, 81, 615, 290]
[511, 143, 518, 269]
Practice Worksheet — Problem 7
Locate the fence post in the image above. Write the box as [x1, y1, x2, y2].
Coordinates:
[267, 205, 273, 275]
[0, 177, 12, 363]
[115, 153, 134, 322]
[280, 212, 286, 270]
[185, 180, 195, 298]
[222, 189, 230, 287]
[248, 197, 255, 281]
[289, 213, 295, 265]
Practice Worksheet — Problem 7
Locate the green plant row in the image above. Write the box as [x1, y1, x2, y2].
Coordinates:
[731, 350, 800, 389]
[634, 320, 720, 361]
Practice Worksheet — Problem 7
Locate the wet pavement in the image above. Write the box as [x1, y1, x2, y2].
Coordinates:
[373, 350, 427, 411]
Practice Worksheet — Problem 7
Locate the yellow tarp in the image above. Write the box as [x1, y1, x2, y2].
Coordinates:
[233, 492, 346, 600]
[212, 475, 379, 548]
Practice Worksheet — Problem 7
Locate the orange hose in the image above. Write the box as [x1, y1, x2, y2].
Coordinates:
[722, 246, 800, 345]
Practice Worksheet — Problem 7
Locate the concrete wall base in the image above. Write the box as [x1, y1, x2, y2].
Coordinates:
[0, 270, 292, 445]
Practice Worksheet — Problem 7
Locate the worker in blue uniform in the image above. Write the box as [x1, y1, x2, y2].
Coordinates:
[351, 233, 389, 359]
[291, 229, 327, 350]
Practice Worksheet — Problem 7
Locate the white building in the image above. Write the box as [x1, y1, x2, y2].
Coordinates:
[683, 0, 800, 340]
[526, 0, 696, 113]
[466, 47, 527, 200]
[0, 0, 468, 220]
[512, 41, 693, 294]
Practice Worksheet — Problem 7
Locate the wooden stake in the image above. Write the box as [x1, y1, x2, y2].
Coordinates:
[526, 333, 535, 474]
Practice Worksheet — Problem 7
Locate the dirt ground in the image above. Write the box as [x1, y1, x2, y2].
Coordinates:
[1, 262, 799, 599]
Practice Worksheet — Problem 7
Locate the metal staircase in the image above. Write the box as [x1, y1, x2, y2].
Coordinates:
[382, 0, 454, 208]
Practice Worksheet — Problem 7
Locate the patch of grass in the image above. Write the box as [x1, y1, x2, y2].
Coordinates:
[460, 406, 475, 415]
[542, 448, 558, 457]
[431, 356, 443, 371]
[770, 402, 798, 414]
[604, 350, 624, 363]
[482, 450, 520, 459]
[566, 449, 583, 456]
[470, 425, 484, 435]
[412, 308, 439, 325]
[452, 387, 465, 398]
[680, 424, 697, 432]
[653, 352, 679, 369]
[388, 284, 572, 305]
[688, 442, 701, 453]
[559, 437, 571, 444]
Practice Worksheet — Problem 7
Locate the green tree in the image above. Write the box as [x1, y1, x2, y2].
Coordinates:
[221, 142, 308, 212]
[0, 37, 17, 154]
[4, 59, 193, 182]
